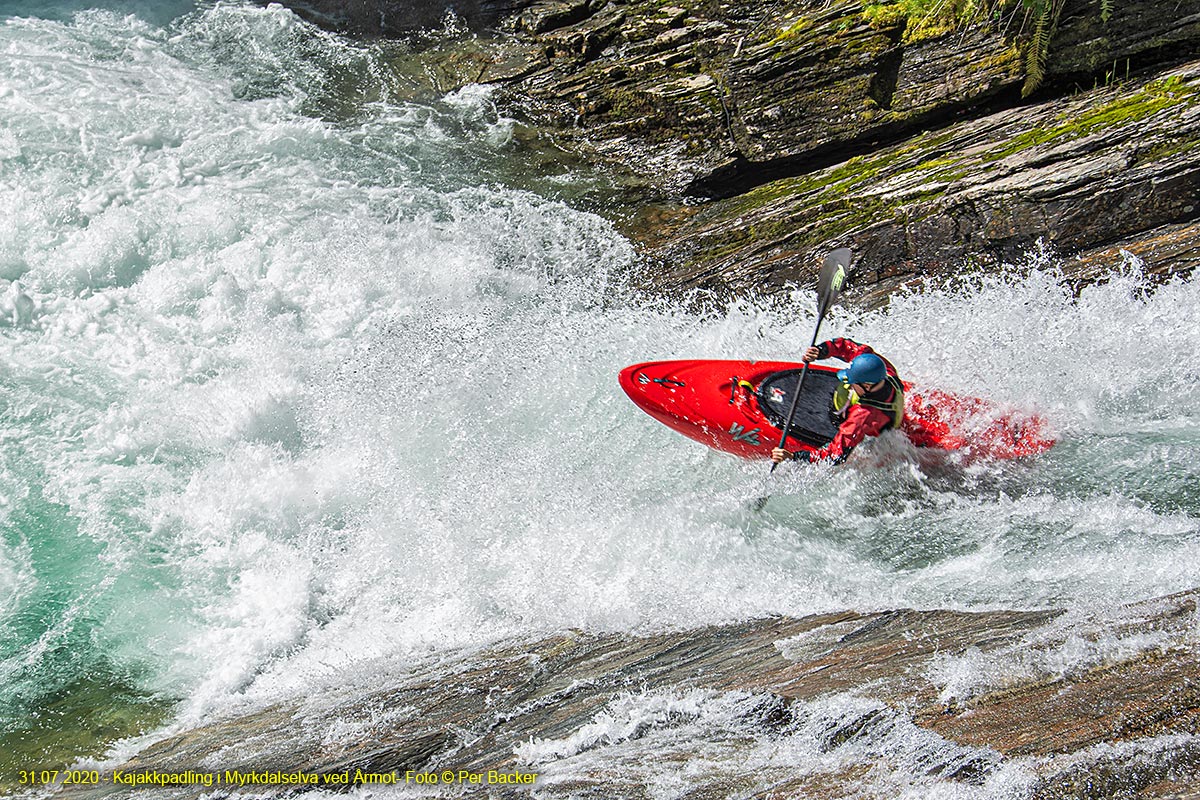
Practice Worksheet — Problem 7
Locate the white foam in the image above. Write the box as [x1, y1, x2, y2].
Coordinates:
[928, 594, 1200, 706]
[511, 688, 1036, 800]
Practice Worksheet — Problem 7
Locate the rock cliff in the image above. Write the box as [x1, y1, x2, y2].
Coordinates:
[279, 0, 1200, 303]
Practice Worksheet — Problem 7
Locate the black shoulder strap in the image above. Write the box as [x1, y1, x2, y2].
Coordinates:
[855, 375, 904, 428]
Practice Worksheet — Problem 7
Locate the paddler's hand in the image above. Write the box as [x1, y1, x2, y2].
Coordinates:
[802, 346, 821, 362]
[773, 447, 815, 464]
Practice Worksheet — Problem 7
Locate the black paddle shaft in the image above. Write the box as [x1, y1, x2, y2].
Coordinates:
[768, 248, 852, 471]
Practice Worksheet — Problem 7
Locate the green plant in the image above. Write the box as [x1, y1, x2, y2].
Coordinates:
[861, 0, 1118, 96]
[1020, 0, 1066, 96]
[862, 0, 1014, 43]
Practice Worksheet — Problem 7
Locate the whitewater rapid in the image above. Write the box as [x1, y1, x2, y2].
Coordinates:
[1, 1, 1199, 790]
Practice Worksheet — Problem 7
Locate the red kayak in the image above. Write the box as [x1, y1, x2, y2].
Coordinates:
[618, 359, 1054, 461]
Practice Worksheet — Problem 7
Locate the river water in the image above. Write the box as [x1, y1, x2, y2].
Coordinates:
[2, 2, 1199, 797]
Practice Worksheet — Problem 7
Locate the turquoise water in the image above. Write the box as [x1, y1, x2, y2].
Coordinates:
[1, 1, 1199, 793]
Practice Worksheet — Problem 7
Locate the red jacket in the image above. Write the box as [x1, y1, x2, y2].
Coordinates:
[810, 339, 902, 463]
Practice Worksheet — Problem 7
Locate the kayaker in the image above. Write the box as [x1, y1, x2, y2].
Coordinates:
[771, 338, 904, 465]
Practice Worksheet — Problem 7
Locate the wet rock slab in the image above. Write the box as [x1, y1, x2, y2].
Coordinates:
[58, 590, 1200, 799]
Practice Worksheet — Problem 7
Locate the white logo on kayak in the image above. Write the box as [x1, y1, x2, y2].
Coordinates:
[728, 423, 761, 445]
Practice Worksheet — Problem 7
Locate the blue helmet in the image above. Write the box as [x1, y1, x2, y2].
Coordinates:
[837, 353, 887, 386]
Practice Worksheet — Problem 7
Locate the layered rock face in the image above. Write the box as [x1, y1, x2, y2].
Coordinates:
[648, 61, 1200, 304]
[58, 591, 1200, 799]
[278, 0, 1200, 303]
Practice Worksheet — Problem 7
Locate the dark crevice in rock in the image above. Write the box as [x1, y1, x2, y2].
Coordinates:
[867, 24, 906, 112]
[684, 84, 1027, 200]
[512, 0, 596, 35]
[868, 46, 903, 111]
[1027, 38, 1200, 101]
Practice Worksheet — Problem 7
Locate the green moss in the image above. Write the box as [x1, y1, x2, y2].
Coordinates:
[772, 15, 814, 44]
[934, 167, 971, 182]
[910, 154, 972, 183]
[973, 45, 1022, 75]
[1133, 135, 1200, 167]
[987, 74, 1200, 160]
[605, 86, 658, 118]
[915, 155, 959, 170]
[861, 3, 908, 28]
[690, 142, 963, 265]
[1157, 74, 1186, 93]
[862, 0, 1018, 44]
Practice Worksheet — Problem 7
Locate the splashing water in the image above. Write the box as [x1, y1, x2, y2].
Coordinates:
[1, 0, 1198, 789]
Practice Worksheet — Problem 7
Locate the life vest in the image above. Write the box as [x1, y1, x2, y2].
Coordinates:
[832, 374, 905, 429]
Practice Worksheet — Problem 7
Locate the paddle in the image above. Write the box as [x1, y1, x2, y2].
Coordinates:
[751, 248, 854, 512]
